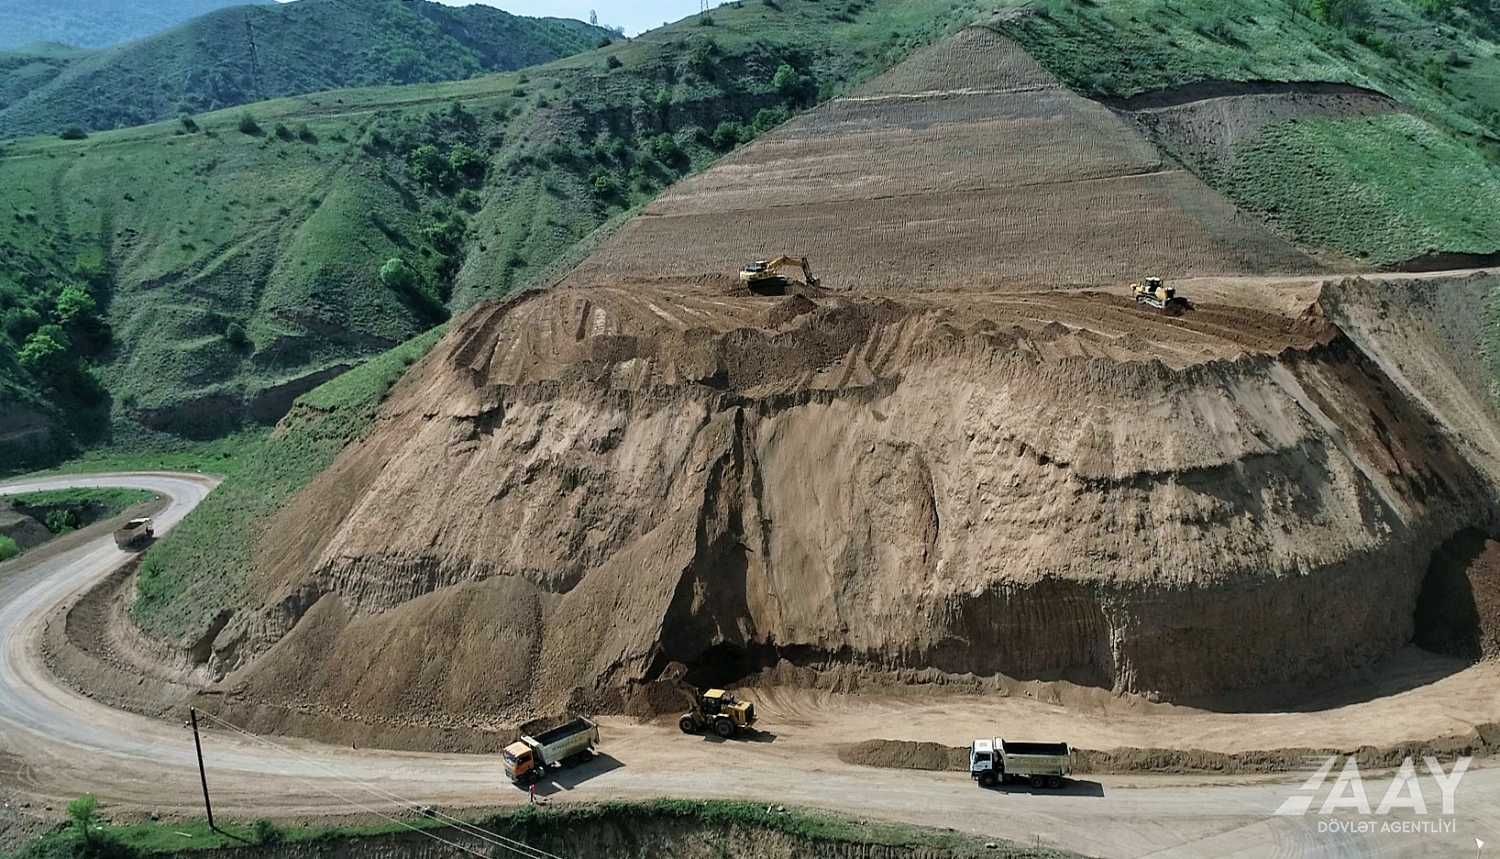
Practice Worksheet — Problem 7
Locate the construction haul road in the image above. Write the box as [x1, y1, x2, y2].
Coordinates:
[1, 474, 1497, 858]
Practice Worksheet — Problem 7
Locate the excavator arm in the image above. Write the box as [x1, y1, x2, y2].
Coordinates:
[741, 256, 820, 287]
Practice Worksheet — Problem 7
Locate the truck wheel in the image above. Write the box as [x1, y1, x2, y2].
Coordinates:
[714, 717, 735, 739]
[679, 715, 697, 734]
[981, 772, 996, 788]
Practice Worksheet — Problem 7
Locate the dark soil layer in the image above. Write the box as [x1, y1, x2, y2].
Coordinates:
[1414, 530, 1500, 661]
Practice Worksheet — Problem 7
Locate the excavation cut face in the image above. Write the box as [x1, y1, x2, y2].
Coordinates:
[561, 27, 1321, 291]
[219, 276, 1500, 732]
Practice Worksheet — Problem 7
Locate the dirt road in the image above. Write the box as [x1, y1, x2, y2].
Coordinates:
[1, 474, 1497, 857]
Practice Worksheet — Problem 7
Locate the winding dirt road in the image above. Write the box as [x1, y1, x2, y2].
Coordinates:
[1, 474, 1498, 858]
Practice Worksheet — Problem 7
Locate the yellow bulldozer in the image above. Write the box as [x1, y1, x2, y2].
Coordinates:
[739, 256, 819, 293]
[1131, 276, 1188, 313]
[678, 688, 757, 739]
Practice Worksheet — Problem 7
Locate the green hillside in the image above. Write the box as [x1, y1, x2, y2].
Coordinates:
[0, 0, 988, 470]
[994, 0, 1500, 265]
[0, 0, 269, 52]
[0, 0, 611, 138]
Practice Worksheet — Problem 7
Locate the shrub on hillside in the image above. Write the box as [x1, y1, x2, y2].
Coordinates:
[17, 328, 68, 377]
[237, 112, 261, 135]
[252, 819, 284, 845]
[606, 54, 624, 69]
[378, 258, 418, 293]
[59, 127, 87, 140]
[54, 285, 97, 325]
[224, 322, 251, 350]
[0, 536, 18, 562]
[711, 120, 748, 150]
[178, 113, 199, 133]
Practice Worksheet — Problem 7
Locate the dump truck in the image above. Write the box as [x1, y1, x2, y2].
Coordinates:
[739, 256, 819, 293]
[113, 517, 154, 550]
[970, 738, 1072, 788]
[1131, 276, 1187, 313]
[502, 717, 599, 785]
[678, 688, 757, 738]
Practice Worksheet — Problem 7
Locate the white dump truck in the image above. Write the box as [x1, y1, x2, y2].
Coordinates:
[113, 517, 154, 550]
[970, 738, 1072, 788]
[502, 716, 599, 785]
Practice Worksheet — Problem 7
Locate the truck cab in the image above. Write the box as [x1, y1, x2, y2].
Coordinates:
[502, 741, 536, 784]
[970, 739, 997, 785]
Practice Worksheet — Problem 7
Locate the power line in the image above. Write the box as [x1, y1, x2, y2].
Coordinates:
[192, 711, 568, 859]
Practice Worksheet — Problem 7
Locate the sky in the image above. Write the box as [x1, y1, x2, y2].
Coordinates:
[430, 1, 714, 36]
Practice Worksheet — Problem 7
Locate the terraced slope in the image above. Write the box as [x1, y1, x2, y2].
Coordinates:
[563, 29, 1322, 290]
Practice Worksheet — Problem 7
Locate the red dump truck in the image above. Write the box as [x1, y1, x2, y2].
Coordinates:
[502, 717, 599, 785]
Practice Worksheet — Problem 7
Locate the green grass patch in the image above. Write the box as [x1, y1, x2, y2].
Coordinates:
[0, 535, 17, 561]
[1222, 113, 1500, 264]
[991, 0, 1500, 263]
[5, 799, 1073, 858]
[8, 487, 157, 534]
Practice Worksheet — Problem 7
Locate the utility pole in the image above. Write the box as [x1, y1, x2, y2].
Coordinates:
[189, 708, 216, 831]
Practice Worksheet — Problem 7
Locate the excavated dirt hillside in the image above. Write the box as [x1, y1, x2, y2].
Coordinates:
[181, 25, 1500, 742]
[198, 272, 1500, 738]
[559, 27, 1323, 291]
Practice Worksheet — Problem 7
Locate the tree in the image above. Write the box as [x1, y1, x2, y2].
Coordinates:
[224, 322, 250, 350]
[711, 120, 746, 150]
[448, 144, 487, 181]
[55, 285, 97, 324]
[379, 258, 418, 293]
[68, 794, 98, 841]
[773, 62, 799, 95]
[589, 9, 599, 25]
[408, 144, 451, 188]
[18, 327, 68, 378]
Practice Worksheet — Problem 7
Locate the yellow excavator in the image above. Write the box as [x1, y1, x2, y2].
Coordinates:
[740, 256, 819, 292]
[1132, 276, 1188, 313]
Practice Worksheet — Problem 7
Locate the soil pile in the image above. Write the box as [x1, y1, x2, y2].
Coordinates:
[196, 272, 1500, 740]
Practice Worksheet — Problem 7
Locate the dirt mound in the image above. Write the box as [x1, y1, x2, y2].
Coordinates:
[840, 724, 1500, 776]
[180, 269, 1500, 741]
[560, 27, 1320, 292]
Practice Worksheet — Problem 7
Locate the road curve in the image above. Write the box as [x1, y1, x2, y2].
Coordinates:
[1, 473, 1497, 858]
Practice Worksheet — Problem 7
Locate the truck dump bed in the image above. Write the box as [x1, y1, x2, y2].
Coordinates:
[531, 717, 594, 746]
[1001, 741, 1069, 757]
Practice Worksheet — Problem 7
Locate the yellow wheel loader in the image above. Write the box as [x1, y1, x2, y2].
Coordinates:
[678, 688, 757, 739]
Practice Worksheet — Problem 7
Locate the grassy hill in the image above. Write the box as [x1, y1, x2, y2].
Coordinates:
[994, 0, 1500, 265]
[0, 0, 991, 469]
[6, 0, 1500, 473]
[0, 0, 612, 138]
[0, 0, 269, 52]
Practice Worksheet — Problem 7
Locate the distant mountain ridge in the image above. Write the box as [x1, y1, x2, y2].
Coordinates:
[0, 0, 272, 51]
[0, 0, 611, 137]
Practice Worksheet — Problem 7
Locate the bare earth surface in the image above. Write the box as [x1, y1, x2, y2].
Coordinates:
[2, 473, 1500, 859]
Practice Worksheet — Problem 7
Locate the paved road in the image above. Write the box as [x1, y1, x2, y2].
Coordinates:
[1, 473, 1497, 858]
